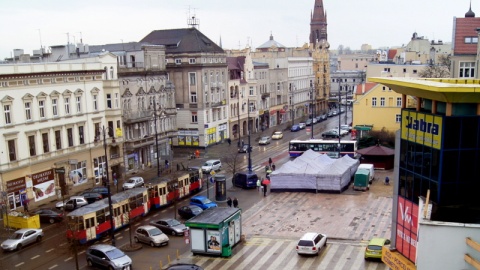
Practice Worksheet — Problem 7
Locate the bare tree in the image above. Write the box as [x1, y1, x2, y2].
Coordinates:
[221, 151, 243, 187]
[419, 55, 451, 78]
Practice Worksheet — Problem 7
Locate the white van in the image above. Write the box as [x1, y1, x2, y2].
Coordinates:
[357, 164, 375, 184]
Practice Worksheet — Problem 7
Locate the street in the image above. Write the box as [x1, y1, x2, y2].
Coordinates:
[1, 111, 392, 270]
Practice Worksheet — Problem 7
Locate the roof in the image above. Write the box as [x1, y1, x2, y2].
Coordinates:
[387, 49, 397, 61]
[185, 207, 240, 226]
[357, 145, 395, 156]
[369, 77, 480, 103]
[256, 34, 286, 49]
[88, 42, 149, 53]
[226, 56, 245, 70]
[140, 28, 224, 54]
[453, 17, 480, 55]
[355, 83, 377, 95]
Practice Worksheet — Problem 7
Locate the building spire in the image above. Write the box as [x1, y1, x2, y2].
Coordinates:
[465, 0, 475, 17]
[310, 0, 328, 46]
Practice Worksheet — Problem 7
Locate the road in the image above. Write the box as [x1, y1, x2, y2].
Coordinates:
[0, 110, 390, 270]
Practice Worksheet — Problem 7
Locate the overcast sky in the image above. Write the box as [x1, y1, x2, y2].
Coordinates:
[0, 0, 475, 59]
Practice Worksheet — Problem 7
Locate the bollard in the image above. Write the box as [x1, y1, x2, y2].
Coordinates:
[177, 249, 180, 260]
[150, 267, 152, 270]
[167, 255, 171, 264]
[160, 260, 163, 269]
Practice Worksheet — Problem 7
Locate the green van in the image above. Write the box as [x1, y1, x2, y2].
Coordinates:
[353, 169, 370, 191]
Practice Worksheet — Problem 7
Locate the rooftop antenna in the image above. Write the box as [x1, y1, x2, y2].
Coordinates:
[187, 6, 200, 29]
[65, 32, 70, 57]
[37, 29, 43, 50]
[77, 32, 83, 44]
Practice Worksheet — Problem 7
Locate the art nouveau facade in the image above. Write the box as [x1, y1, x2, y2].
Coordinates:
[0, 54, 123, 210]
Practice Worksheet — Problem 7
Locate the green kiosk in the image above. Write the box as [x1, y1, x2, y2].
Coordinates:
[185, 207, 242, 257]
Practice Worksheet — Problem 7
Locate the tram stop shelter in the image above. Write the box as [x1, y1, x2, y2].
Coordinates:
[185, 207, 242, 257]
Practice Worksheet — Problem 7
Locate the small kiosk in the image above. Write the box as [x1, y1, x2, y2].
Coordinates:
[185, 207, 242, 257]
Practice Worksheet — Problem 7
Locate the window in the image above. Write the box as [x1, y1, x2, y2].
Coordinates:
[28, 135, 36, 156]
[78, 126, 84, 144]
[396, 114, 402, 123]
[52, 98, 58, 117]
[382, 86, 386, 91]
[249, 86, 254, 96]
[55, 130, 62, 150]
[465, 37, 479, 44]
[372, 97, 377, 107]
[93, 95, 98, 111]
[114, 93, 119, 108]
[459, 62, 475, 78]
[189, 58, 196, 64]
[396, 97, 402, 107]
[7, 140, 16, 161]
[39, 100, 45, 118]
[384, 68, 390, 72]
[76, 96, 81, 113]
[65, 97, 71, 115]
[191, 112, 198, 123]
[67, 128, 74, 147]
[189, 73, 196, 86]
[4, 104, 11, 124]
[25, 102, 32, 121]
[42, 133, 49, 153]
[380, 97, 385, 107]
[190, 90, 197, 103]
[175, 59, 181, 64]
[106, 94, 112, 109]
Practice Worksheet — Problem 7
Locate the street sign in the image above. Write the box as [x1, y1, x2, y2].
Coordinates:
[55, 168, 65, 174]
[209, 177, 215, 184]
[210, 170, 216, 176]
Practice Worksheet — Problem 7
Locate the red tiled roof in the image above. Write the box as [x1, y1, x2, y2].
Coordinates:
[387, 49, 397, 61]
[357, 145, 395, 156]
[453, 17, 480, 55]
[355, 82, 377, 95]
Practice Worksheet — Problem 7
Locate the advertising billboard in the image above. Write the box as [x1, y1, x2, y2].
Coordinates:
[401, 110, 443, 149]
[396, 196, 418, 263]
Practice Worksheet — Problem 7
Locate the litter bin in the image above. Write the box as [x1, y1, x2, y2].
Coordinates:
[214, 174, 227, 202]
[221, 244, 232, 257]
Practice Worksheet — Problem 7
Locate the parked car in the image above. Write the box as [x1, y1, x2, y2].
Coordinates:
[190, 195, 217, 210]
[258, 136, 271, 145]
[321, 130, 340, 138]
[238, 144, 251, 153]
[333, 127, 349, 136]
[55, 196, 88, 210]
[320, 113, 328, 120]
[79, 191, 103, 204]
[298, 122, 306, 129]
[90, 186, 109, 197]
[178, 205, 203, 219]
[134, 225, 169, 247]
[86, 244, 132, 270]
[364, 238, 391, 259]
[201, 159, 222, 173]
[315, 115, 323, 122]
[33, 208, 64, 224]
[296, 232, 327, 255]
[340, 107, 346, 113]
[166, 264, 204, 270]
[340, 124, 352, 133]
[122, 176, 144, 190]
[271, 131, 283, 140]
[291, 125, 301, 132]
[150, 218, 187, 236]
[1, 228, 44, 251]
[327, 111, 334, 117]
[305, 119, 313, 126]
[331, 110, 339, 116]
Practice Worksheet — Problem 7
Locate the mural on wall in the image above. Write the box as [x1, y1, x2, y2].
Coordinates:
[32, 169, 56, 202]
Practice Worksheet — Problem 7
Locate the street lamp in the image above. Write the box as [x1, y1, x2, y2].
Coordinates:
[337, 80, 342, 158]
[151, 98, 161, 177]
[247, 99, 253, 173]
[99, 125, 116, 247]
[310, 85, 315, 139]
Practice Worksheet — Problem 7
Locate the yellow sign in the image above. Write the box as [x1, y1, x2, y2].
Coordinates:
[401, 110, 443, 150]
[210, 171, 216, 176]
[382, 246, 416, 270]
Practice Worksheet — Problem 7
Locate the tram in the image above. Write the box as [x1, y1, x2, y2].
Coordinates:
[66, 168, 203, 244]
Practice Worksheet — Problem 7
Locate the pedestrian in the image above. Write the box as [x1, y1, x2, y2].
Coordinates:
[385, 176, 390, 185]
[256, 179, 261, 191]
[195, 149, 200, 158]
[272, 163, 276, 171]
[23, 198, 29, 213]
[233, 197, 238, 208]
[241, 140, 244, 147]
[237, 140, 241, 147]
[262, 183, 267, 197]
[227, 138, 231, 146]
[165, 159, 169, 169]
[102, 176, 107, 187]
[227, 197, 232, 207]
[268, 157, 273, 167]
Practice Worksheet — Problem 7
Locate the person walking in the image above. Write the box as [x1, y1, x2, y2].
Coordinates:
[272, 163, 276, 171]
[227, 197, 232, 207]
[262, 183, 267, 197]
[256, 179, 261, 191]
[268, 157, 273, 167]
[385, 176, 390, 185]
[233, 197, 238, 208]
[227, 138, 231, 146]
[165, 159, 169, 169]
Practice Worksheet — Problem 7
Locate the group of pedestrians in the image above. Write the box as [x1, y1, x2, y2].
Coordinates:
[226, 197, 238, 208]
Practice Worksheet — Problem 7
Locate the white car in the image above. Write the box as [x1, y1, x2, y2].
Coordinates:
[333, 127, 349, 136]
[271, 131, 283, 140]
[296, 232, 327, 255]
[201, 160, 222, 173]
[55, 196, 88, 210]
[298, 123, 306, 129]
[122, 176, 144, 190]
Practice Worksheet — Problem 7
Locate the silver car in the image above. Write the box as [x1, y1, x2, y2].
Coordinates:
[1, 228, 44, 251]
[55, 196, 88, 210]
[134, 225, 169, 247]
[150, 218, 187, 236]
[258, 136, 271, 145]
[86, 244, 132, 270]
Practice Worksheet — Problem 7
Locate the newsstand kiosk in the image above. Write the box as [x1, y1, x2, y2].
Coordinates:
[185, 207, 242, 257]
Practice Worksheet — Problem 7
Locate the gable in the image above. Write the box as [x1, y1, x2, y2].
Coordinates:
[453, 17, 480, 55]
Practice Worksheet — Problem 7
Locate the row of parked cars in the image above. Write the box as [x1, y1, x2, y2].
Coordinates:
[321, 125, 353, 138]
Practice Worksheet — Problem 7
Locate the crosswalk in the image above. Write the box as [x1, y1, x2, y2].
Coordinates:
[182, 237, 388, 270]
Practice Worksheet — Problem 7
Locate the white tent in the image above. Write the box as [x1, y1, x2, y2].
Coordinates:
[270, 149, 359, 192]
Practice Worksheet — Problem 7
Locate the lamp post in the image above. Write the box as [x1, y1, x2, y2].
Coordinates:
[247, 99, 253, 173]
[152, 98, 161, 177]
[338, 80, 342, 158]
[344, 84, 348, 125]
[310, 85, 315, 139]
[100, 125, 116, 247]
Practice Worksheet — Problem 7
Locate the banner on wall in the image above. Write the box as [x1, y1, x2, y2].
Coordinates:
[32, 169, 56, 202]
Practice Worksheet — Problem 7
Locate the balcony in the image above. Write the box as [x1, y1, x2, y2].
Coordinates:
[123, 110, 152, 123]
[261, 93, 270, 99]
[211, 100, 226, 107]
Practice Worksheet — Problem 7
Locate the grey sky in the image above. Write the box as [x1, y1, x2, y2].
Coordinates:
[0, 0, 474, 59]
